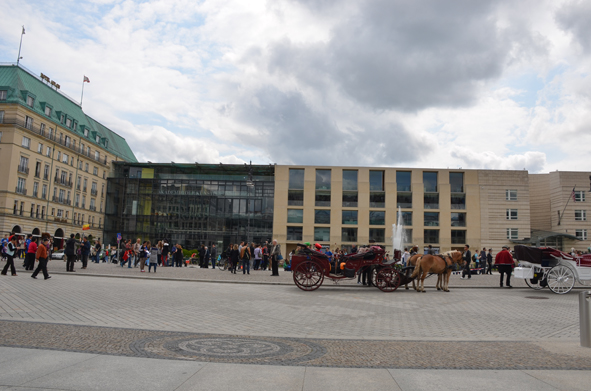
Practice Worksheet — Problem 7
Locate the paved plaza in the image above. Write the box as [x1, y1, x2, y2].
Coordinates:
[1, 263, 591, 390]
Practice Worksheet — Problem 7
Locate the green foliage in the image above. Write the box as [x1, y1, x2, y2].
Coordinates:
[182, 249, 200, 258]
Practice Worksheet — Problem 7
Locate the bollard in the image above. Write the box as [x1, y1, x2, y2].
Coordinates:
[580, 291, 591, 348]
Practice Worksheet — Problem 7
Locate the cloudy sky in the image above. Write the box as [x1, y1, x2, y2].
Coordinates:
[1, 0, 590, 173]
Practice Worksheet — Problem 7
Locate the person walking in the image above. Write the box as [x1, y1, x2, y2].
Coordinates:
[254, 244, 262, 270]
[65, 234, 78, 272]
[262, 242, 269, 271]
[203, 246, 210, 268]
[148, 242, 158, 273]
[486, 249, 493, 275]
[461, 244, 472, 279]
[495, 245, 514, 288]
[161, 239, 169, 267]
[81, 237, 91, 269]
[174, 244, 184, 268]
[93, 239, 102, 263]
[229, 244, 239, 274]
[1, 235, 18, 276]
[133, 239, 141, 268]
[270, 239, 281, 276]
[139, 241, 148, 272]
[24, 237, 38, 271]
[32, 238, 51, 280]
[240, 244, 251, 275]
[210, 244, 217, 269]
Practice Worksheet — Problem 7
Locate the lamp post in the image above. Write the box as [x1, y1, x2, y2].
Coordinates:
[246, 161, 254, 244]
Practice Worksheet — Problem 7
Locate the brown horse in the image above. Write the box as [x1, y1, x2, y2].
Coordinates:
[404, 253, 423, 290]
[411, 251, 464, 292]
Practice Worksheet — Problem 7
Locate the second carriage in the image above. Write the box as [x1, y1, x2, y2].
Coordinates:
[291, 244, 412, 292]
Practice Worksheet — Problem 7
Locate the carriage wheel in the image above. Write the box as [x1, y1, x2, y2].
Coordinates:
[375, 267, 401, 292]
[293, 261, 324, 291]
[524, 278, 544, 290]
[546, 265, 575, 294]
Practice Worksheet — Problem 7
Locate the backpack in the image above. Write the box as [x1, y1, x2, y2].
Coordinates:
[241, 247, 250, 260]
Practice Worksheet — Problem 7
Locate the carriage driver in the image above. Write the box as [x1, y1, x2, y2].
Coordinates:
[495, 245, 514, 288]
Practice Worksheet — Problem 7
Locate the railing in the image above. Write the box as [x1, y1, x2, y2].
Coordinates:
[91, 189, 98, 196]
[43, 173, 49, 180]
[51, 196, 71, 205]
[34, 171, 40, 178]
[17, 165, 29, 174]
[15, 187, 27, 195]
[89, 205, 96, 212]
[0, 116, 109, 167]
[53, 177, 73, 188]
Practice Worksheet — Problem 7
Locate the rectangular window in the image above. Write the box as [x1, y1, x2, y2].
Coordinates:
[25, 116, 33, 130]
[42, 184, 47, 199]
[314, 227, 330, 242]
[85, 163, 89, 172]
[400, 211, 412, 226]
[16, 177, 26, 194]
[84, 128, 89, 137]
[576, 229, 588, 241]
[37, 142, 43, 153]
[342, 192, 358, 207]
[46, 146, 51, 157]
[450, 172, 464, 193]
[506, 189, 517, 201]
[43, 164, 49, 180]
[33, 182, 39, 197]
[575, 210, 587, 221]
[575, 191, 585, 202]
[0, 90, 6, 100]
[34, 162, 41, 177]
[451, 230, 466, 244]
[289, 169, 305, 189]
[451, 193, 465, 209]
[62, 153, 69, 163]
[18, 156, 29, 173]
[315, 169, 331, 190]
[451, 212, 466, 227]
[369, 170, 384, 191]
[315, 191, 330, 207]
[45, 106, 52, 116]
[65, 136, 71, 147]
[369, 211, 385, 225]
[423, 172, 438, 192]
[287, 226, 303, 241]
[343, 170, 358, 191]
[424, 212, 439, 226]
[369, 228, 385, 243]
[93, 166, 98, 175]
[75, 194, 80, 207]
[26, 95, 34, 107]
[342, 210, 358, 225]
[404, 229, 413, 243]
[41, 206, 45, 219]
[506, 209, 518, 220]
[56, 209, 63, 218]
[287, 209, 303, 223]
[341, 228, 357, 242]
[370, 192, 385, 208]
[397, 192, 412, 208]
[66, 118, 71, 128]
[0, 111, 4, 123]
[424, 193, 439, 209]
[424, 229, 439, 244]
[22, 136, 31, 148]
[82, 195, 86, 208]
[507, 228, 519, 240]
[397, 171, 411, 192]
[288, 190, 304, 206]
[314, 209, 331, 224]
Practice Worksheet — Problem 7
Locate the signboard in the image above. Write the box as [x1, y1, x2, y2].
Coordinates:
[117, 233, 122, 242]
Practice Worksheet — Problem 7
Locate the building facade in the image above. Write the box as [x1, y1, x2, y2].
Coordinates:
[104, 163, 275, 249]
[0, 64, 136, 247]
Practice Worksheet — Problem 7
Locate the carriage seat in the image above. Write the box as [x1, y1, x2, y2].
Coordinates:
[578, 255, 591, 267]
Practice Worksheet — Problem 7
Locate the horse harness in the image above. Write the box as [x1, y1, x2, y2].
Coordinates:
[436, 254, 453, 271]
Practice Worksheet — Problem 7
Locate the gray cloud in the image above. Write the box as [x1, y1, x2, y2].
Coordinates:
[556, 0, 591, 54]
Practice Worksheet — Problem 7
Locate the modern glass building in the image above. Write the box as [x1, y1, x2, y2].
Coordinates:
[104, 163, 275, 249]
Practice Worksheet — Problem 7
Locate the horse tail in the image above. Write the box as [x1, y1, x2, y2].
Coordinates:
[411, 257, 422, 279]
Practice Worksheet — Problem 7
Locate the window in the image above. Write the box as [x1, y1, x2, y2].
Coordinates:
[46, 146, 51, 157]
[424, 229, 439, 244]
[315, 192, 330, 207]
[575, 191, 585, 202]
[451, 193, 466, 209]
[18, 156, 29, 173]
[51, 208, 55, 216]
[369, 192, 385, 208]
[79, 160, 83, 170]
[43, 164, 49, 180]
[450, 172, 464, 193]
[42, 184, 47, 199]
[369, 211, 385, 225]
[90, 198, 96, 210]
[82, 195, 86, 208]
[576, 229, 588, 241]
[507, 228, 519, 240]
[75, 194, 80, 207]
[95, 151, 99, 160]
[287, 209, 303, 223]
[83, 178, 87, 192]
[95, 135, 100, 143]
[37, 142, 43, 153]
[58, 189, 65, 202]
[397, 192, 412, 208]
[39, 123, 45, 136]
[342, 210, 358, 225]
[16, 177, 26, 194]
[0, 90, 6, 100]
[315, 210, 331, 224]
[342, 192, 358, 207]
[86, 146, 90, 156]
[423, 172, 438, 192]
[575, 210, 587, 221]
[66, 118, 71, 128]
[77, 176, 81, 190]
[26, 95, 34, 107]
[314, 227, 330, 242]
[60, 114, 65, 124]
[315, 169, 331, 190]
[20, 202, 24, 216]
[400, 211, 412, 226]
[397, 171, 411, 192]
[44, 105, 52, 116]
[369, 171, 384, 191]
[84, 128, 89, 137]
[73, 122, 77, 131]
[65, 136, 71, 147]
[506, 209, 518, 220]
[424, 212, 439, 226]
[343, 170, 358, 191]
[451, 213, 466, 227]
[57, 151, 61, 161]
[506, 189, 517, 201]
[34, 162, 41, 177]
[342, 228, 357, 242]
[41, 206, 45, 219]
[288, 190, 304, 206]
[25, 116, 33, 130]
[56, 209, 63, 218]
[0, 111, 4, 124]
[451, 230, 466, 244]
[36, 205, 40, 218]
[62, 153, 69, 163]
[48, 127, 54, 139]
[424, 193, 439, 209]
[13, 200, 17, 215]
[22, 136, 31, 148]
[369, 228, 385, 243]
[33, 182, 38, 197]
[92, 166, 98, 176]
[85, 163, 89, 172]
[287, 226, 303, 241]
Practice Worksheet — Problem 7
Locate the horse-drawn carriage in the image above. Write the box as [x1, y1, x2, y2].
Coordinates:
[291, 244, 412, 292]
[513, 245, 591, 294]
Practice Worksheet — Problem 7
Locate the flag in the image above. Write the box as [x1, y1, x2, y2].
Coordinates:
[571, 188, 577, 202]
[83, 76, 90, 83]
[82, 224, 90, 231]
[22, 26, 25, 35]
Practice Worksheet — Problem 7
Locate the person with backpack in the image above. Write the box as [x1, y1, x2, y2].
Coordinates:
[240, 244, 251, 275]
[229, 244, 239, 274]
[1, 235, 18, 276]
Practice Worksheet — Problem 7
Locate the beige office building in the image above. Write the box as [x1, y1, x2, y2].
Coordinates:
[0, 64, 136, 247]
[273, 165, 539, 255]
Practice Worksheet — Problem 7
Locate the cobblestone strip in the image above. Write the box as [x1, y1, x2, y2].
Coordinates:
[1, 320, 590, 370]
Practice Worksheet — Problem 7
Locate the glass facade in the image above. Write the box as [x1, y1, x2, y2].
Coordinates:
[105, 163, 274, 250]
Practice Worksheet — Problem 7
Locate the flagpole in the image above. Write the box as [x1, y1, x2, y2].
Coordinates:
[80, 78, 85, 106]
[558, 185, 576, 226]
[16, 26, 25, 65]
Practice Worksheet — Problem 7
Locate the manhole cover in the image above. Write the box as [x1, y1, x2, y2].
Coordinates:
[525, 296, 549, 300]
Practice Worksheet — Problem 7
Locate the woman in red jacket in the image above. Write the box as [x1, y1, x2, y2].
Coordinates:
[495, 245, 515, 288]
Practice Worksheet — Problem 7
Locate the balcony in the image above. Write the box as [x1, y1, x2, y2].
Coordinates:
[91, 189, 98, 196]
[15, 186, 27, 195]
[51, 196, 72, 205]
[89, 205, 97, 212]
[17, 165, 29, 175]
[43, 173, 49, 181]
[54, 177, 73, 188]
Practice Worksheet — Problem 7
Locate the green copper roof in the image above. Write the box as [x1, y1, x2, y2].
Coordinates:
[0, 64, 137, 162]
